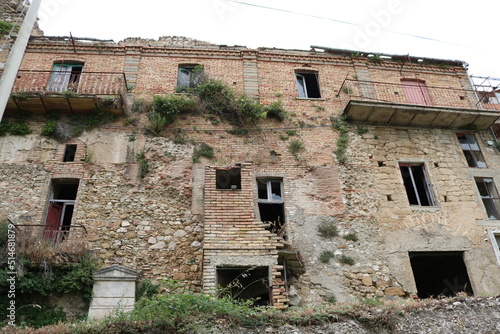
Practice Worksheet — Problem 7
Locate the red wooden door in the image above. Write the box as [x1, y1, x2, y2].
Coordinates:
[401, 79, 431, 105]
[43, 202, 62, 241]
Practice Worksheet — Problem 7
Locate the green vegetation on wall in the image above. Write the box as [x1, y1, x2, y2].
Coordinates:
[0, 220, 98, 328]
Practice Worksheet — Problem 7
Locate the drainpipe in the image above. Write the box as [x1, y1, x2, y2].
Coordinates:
[0, 0, 43, 122]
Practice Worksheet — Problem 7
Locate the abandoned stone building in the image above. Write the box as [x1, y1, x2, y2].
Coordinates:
[1, 28, 500, 313]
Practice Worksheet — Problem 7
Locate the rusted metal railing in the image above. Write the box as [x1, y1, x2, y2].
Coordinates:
[12, 70, 128, 95]
[337, 79, 500, 112]
[14, 224, 88, 248]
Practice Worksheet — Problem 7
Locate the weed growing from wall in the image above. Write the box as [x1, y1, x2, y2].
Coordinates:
[338, 255, 355, 265]
[148, 75, 287, 132]
[343, 232, 359, 242]
[0, 21, 13, 35]
[0, 120, 32, 136]
[319, 250, 335, 264]
[288, 139, 305, 159]
[331, 116, 348, 164]
[193, 143, 215, 162]
[39, 109, 117, 142]
[317, 220, 339, 238]
[135, 151, 150, 178]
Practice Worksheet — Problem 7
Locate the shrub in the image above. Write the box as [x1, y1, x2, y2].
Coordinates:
[357, 126, 368, 135]
[193, 143, 214, 162]
[265, 101, 287, 121]
[7, 122, 31, 136]
[135, 151, 149, 178]
[317, 221, 338, 238]
[173, 132, 188, 144]
[131, 98, 151, 113]
[0, 121, 10, 136]
[135, 279, 160, 301]
[147, 111, 168, 136]
[0, 21, 13, 35]
[343, 232, 359, 242]
[319, 250, 335, 264]
[339, 255, 355, 265]
[40, 121, 57, 138]
[288, 139, 305, 157]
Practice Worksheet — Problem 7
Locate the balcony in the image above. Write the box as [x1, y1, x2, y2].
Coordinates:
[5, 70, 128, 115]
[13, 223, 89, 261]
[338, 79, 500, 129]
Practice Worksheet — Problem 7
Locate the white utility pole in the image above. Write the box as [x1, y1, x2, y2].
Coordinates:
[0, 0, 43, 122]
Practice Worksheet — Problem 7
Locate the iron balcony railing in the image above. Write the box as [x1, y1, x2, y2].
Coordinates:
[12, 70, 128, 96]
[14, 223, 88, 246]
[337, 79, 500, 111]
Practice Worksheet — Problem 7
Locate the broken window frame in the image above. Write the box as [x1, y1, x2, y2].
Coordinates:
[295, 71, 321, 99]
[456, 133, 487, 168]
[488, 230, 500, 266]
[475, 177, 500, 220]
[399, 163, 436, 207]
[43, 179, 79, 243]
[257, 178, 286, 238]
[257, 179, 284, 203]
[177, 64, 204, 92]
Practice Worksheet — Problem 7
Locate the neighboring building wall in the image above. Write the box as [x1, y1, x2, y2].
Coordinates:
[0, 0, 43, 74]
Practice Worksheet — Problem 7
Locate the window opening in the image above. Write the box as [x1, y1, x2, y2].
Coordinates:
[457, 134, 486, 168]
[216, 266, 270, 306]
[216, 167, 241, 190]
[47, 62, 84, 93]
[44, 179, 79, 242]
[399, 163, 435, 206]
[257, 179, 286, 239]
[409, 252, 473, 298]
[296, 72, 321, 98]
[475, 177, 500, 219]
[492, 232, 500, 265]
[401, 78, 431, 105]
[177, 65, 204, 92]
[63, 144, 77, 162]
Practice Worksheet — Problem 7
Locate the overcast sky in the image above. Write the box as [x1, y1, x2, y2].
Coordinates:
[37, 0, 500, 82]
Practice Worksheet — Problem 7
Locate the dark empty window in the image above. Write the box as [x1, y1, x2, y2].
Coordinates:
[63, 144, 77, 162]
[475, 177, 500, 219]
[216, 168, 241, 190]
[399, 163, 435, 206]
[409, 252, 473, 298]
[457, 134, 486, 168]
[44, 179, 79, 242]
[257, 179, 286, 238]
[217, 266, 270, 306]
[296, 72, 321, 98]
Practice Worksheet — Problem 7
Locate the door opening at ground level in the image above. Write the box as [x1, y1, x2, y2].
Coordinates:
[409, 251, 473, 298]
